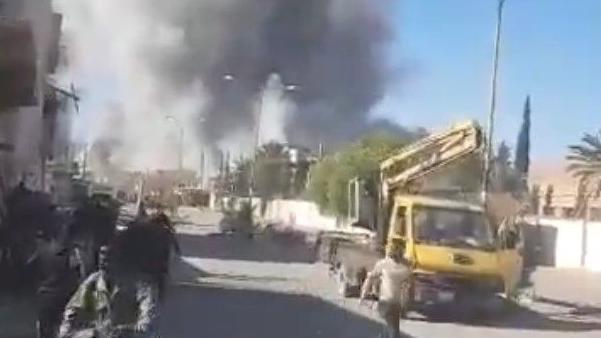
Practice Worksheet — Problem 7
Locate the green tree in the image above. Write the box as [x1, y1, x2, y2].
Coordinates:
[307, 156, 336, 209]
[490, 141, 521, 195]
[290, 157, 311, 198]
[515, 96, 531, 180]
[308, 132, 411, 215]
[543, 184, 554, 216]
[529, 184, 540, 214]
[254, 142, 291, 200]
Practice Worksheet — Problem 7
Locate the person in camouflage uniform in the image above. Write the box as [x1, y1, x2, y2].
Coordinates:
[58, 225, 161, 338]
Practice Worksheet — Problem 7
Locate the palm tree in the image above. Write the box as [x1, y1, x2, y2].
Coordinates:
[255, 142, 290, 199]
[566, 131, 601, 215]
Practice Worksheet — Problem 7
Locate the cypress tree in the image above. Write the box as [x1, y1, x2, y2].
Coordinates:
[515, 95, 531, 176]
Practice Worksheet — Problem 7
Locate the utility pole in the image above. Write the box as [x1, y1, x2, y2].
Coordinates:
[81, 143, 88, 179]
[482, 0, 507, 206]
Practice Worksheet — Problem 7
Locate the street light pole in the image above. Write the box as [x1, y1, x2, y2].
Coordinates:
[81, 143, 88, 179]
[482, 0, 506, 206]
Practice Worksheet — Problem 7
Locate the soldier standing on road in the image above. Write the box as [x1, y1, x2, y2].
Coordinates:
[360, 240, 412, 338]
[58, 226, 161, 338]
[148, 211, 181, 301]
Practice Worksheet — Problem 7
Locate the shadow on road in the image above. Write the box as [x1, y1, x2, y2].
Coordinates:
[482, 303, 601, 332]
[534, 296, 601, 316]
[161, 258, 416, 338]
[177, 232, 317, 264]
[406, 300, 601, 333]
[161, 283, 384, 338]
[170, 257, 300, 284]
[177, 221, 216, 227]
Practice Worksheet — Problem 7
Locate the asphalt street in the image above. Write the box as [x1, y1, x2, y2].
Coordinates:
[2, 209, 600, 337]
[159, 211, 601, 338]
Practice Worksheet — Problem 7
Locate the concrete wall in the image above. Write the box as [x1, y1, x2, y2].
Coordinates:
[528, 216, 601, 271]
[260, 203, 601, 271]
[262, 199, 338, 232]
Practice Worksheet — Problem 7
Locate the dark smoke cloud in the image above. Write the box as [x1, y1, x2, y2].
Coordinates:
[133, 0, 395, 144]
[58, 0, 399, 168]
[191, 0, 395, 148]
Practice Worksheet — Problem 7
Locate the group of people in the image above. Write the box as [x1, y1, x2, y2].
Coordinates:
[56, 216, 173, 338]
[16, 191, 180, 338]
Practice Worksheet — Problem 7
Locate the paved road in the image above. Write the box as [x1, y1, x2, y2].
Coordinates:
[160, 211, 601, 338]
[4, 208, 598, 337]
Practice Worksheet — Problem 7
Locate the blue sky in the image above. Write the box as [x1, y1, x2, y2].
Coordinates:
[377, 0, 601, 161]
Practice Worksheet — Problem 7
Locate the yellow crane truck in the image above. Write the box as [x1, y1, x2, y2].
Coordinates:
[318, 120, 523, 316]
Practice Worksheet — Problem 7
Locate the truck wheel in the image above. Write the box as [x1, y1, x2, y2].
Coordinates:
[337, 269, 353, 298]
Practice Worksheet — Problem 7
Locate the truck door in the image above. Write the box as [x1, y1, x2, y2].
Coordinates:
[386, 205, 408, 254]
[497, 221, 524, 297]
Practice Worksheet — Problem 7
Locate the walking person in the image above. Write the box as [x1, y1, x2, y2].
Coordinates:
[360, 240, 412, 338]
[57, 225, 162, 338]
[147, 212, 180, 301]
[27, 230, 81, 338]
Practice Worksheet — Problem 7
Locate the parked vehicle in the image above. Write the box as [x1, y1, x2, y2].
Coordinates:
[318, 120, 523, 316]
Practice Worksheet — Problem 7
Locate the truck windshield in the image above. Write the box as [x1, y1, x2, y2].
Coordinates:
[413, 206, 494, 250]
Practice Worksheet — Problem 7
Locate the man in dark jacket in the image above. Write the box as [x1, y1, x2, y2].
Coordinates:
[28, 231, 82, 338]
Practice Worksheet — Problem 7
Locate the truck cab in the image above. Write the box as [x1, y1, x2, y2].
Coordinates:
[388, 195, 523, 308]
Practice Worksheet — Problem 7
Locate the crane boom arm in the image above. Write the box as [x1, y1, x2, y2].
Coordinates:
[380, 120, 483, 194]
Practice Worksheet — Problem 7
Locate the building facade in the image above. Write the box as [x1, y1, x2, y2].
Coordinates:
[530, 161, 601, 221]
[1, 0, 63, 193]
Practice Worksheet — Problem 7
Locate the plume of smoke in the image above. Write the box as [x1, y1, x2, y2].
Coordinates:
[56, 0, 398, 171]
[257, 73, 297, 145]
